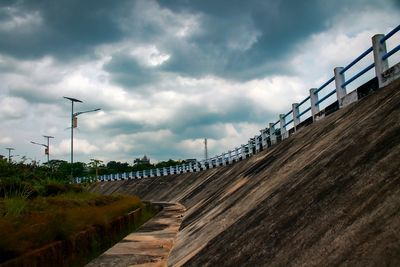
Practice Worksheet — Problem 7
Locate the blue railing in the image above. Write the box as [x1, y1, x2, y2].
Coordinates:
[340, 47, 373, 75]
[380, 25, 400, 44]
[315, 76, 335, 94]
[341, 63, 375, 88]
[382, 44, 400, 61]
[297, 106, 311, 118]
[76, 24, 400, 184]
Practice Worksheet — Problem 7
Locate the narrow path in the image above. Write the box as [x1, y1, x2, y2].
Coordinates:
[86, 202, 185, 267]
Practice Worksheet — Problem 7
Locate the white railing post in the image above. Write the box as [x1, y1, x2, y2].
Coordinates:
[208, 158, 213, 169]
[248, 139, 253, 156]
[234, 147, 239, 161]
[260, 129, 267, 148]
[372, 34, 389, 87]
[334, 67, 346, 106]
[292, 103, 300, 130]
[183, 164, 187, 173]
[310, 88, 319, 120]
[179, 165, 183, 174]
[254, 135, 259, 152]
[279, 114, 287, 139]
[240, 144, 245, 159]
[188, 162, 193, 172]
[269, 123, 277, 145]
[202, 160, 206, 170]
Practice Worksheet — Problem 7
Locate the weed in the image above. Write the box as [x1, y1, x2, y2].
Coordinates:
[3, 197, 27, 217]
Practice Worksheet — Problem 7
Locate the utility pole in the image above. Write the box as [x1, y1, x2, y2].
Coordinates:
[64, 97, 83, 179]
[31, 135, 54, 164]
[63, 96, 101, 180]
[43, 135, 54, 163]
[204, 138, 208, 160]
[5, 147, 15, 163]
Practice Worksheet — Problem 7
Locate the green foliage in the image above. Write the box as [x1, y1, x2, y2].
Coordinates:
[3, 197, 27, 217]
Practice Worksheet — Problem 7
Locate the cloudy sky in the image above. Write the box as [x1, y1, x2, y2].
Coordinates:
[0, 0, 399, 164]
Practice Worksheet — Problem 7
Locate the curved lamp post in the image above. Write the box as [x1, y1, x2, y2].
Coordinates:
[63, 96, 100, 179]
[30, 135, 54, 164]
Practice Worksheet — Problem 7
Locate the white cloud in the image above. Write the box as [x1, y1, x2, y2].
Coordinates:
[130, 45, 170, 67]
[0, 97, 30, 120]
[0, 136, 12, 145]
[52, 138, 99, 156]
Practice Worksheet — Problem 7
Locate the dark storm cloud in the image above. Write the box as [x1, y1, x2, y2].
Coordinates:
[104, 53, 160, 87]
[10, 87, 56, 104]
[156, 0, 400, 80]
[1, 0, 398, 81]
[0, 0, 125, 59]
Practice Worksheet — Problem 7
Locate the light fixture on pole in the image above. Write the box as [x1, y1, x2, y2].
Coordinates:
[5, 147, 15, 163]
[63, 96, 100, 179]
[30, 136, 54, 164]
[64, 97, 83, 179]
[43, 135, 54, 163]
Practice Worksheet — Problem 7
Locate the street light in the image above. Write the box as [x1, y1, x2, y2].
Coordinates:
[63, 96, 100, 179]
[43, 135, 54, 163]
[30, 135, 54, 164]
[5, 147, 15, 163]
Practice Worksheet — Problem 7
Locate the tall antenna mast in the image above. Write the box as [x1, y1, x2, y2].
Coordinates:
[204, 138, 208, 160]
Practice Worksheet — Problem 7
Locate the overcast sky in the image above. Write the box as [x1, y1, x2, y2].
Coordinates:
[0, 0, 399, 164]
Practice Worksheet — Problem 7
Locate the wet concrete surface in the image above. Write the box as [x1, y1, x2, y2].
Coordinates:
[86, 203, 185, 267]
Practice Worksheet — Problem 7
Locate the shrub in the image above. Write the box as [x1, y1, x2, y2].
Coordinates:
[3, 197, 27, 217]
[0, 179, 37, 199]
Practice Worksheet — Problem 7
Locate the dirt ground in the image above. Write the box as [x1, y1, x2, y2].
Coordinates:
[91, 78, 400, 266]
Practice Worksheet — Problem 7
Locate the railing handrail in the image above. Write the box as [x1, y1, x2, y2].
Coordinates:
[341, 63, 375, 88]
[380, 24, 400, 44]
[298, 96, 311, 107]
[315, 76, 335, 94]
[340, 47, 373, 74]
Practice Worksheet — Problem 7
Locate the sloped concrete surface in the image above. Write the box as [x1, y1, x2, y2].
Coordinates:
[91, 78, 400, 266]
[85, 203, 185, 267]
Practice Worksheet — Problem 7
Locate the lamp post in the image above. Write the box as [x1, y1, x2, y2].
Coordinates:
[5, 147, 15, 163]
[63, 96, 100, 179]
[43, 135, 54, 163]
[30, 135, 54, 164]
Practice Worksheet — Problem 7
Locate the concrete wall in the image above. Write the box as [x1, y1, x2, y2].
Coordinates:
[90, 78, 400, 267]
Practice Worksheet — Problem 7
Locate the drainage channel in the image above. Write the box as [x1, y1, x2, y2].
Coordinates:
[86, 202, 186, 267]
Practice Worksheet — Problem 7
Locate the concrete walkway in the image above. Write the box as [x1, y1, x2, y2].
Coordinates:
[86, 202, 185, 267]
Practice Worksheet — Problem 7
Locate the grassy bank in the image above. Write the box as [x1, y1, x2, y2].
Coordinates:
[0, 187, 143, 263]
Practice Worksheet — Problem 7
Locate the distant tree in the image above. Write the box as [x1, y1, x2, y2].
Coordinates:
[88, 159, 103, 178]
[155, 159, 181, 168]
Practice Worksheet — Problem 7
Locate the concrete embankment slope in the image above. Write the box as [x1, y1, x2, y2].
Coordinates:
[91, 78, 400, 266]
